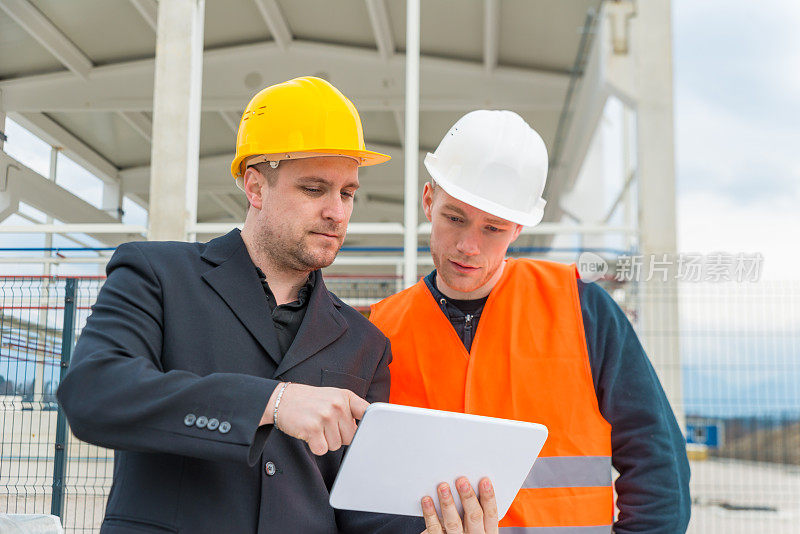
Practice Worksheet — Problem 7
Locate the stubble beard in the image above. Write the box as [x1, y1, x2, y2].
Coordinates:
[257, 224, 342, 273]
[431, 246, 498, 294]
[437, 260, 492, 293]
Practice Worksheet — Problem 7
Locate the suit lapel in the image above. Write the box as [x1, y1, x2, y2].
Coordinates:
[275, 275, 348, 376]
[201, 232, 283, 366]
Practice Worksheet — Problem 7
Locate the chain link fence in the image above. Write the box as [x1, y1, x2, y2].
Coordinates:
[1, 274, 798, 532]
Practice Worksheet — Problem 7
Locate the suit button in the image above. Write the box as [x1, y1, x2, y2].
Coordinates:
[184, 414, 196, 426]
[207, 418, 219, 431]
[195, 416, 208, 429]
[218, 421, 231, 434]
[265, 461, 276, 476]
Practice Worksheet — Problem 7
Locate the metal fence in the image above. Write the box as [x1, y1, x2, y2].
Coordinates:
[662, 281, 800, 533]
[1, 275, 799, 532]
[1, 276, 110, 531]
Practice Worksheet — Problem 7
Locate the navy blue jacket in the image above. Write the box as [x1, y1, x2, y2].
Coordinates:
[424, 271, 691, 533]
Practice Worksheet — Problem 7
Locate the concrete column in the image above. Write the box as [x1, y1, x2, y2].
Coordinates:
[148, 0, 205, 241]
[0, 94, 18, 220]
[48, 145, 59, 182]
[631, 0, 683, 428]
[102, 182, 124, 220]
[99, 160, 122, 275]
[0, 89, 6, 151]
[622, 105, 637, 252]
[403, 0, 420, 288]
[33, 147, 60, 403]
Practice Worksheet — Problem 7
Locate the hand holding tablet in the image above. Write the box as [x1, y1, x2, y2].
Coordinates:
[329, 403, 548, 522]
[421, 476, 499, 534]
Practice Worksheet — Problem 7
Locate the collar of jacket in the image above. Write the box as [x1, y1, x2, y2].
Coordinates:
[200, 229, 347, 374]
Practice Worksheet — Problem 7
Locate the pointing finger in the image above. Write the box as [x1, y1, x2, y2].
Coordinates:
[347, 391, 369, 420]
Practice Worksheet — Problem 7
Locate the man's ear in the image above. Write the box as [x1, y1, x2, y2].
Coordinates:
[422, 182, 434, 222]
[242, 167, 264, 210]
[510, 223, 524, 243]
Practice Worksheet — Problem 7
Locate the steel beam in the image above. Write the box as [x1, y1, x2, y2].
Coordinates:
[366, 0, 394, 60]
[118, 111, 153, 142]
[0, 41, 569, 113]
[9, 112, 119, 185]
[218, 111, 240, 134]
[483, 0, 499, 72]
[545, 10, 609, 219]
[392, 110, 404, 149]
[128, 0, 158, 32]
[0, 223, 146, 234]
[119, 143, 423, 196]
[0, 150, 142, 244]
[0, 0, 92, 78]
[207, 192, 244, 220]
[0, 92, 6, 150]
[254, 0, 292, 50]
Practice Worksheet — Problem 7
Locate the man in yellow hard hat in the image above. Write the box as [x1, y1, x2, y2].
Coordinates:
[58, 77, 497, 534]
[371, 110, 691, 532]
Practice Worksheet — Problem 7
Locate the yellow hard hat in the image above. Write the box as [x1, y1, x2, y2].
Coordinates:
[230, 76, 390, 181]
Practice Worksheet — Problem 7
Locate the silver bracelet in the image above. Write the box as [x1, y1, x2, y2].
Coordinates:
[273, 382, 291, 428]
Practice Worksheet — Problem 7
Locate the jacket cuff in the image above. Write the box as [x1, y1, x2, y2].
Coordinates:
[246, 379, 280, 465]
[248, 424, 273, 466]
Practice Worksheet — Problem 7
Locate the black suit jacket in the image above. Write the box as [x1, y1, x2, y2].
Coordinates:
[57, 230, 424, 533]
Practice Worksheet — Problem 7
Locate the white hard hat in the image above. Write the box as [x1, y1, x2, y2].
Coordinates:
[424, 110, 548, 226]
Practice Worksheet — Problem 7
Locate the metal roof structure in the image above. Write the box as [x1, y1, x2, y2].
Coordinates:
[1, 0, 607, 244]
[0, 0, 676, 282]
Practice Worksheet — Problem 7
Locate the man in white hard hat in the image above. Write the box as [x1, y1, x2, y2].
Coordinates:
[371, 110, 691, 533]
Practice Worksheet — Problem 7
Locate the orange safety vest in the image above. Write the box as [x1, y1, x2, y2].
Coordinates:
[370, 258, 613, 533]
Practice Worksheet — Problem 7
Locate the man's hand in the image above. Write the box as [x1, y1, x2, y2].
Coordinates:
[421, 477, 498, 534]
[261, 383, 369, 455]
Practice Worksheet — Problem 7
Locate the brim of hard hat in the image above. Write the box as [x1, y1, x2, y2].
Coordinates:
[424, 152, 546, 227]
[231, 148, 390, 180]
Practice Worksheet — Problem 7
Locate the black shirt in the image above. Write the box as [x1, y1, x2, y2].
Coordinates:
[424, 271, 488, 352]
[255, 267, 315, 361]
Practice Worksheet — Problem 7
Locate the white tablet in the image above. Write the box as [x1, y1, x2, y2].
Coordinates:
[329, 402, 548, 519]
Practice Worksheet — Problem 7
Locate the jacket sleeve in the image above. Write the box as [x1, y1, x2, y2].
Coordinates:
[577, 280, 691, 533]
[335, 338, 427, 534]
[56, 242, 279, 466]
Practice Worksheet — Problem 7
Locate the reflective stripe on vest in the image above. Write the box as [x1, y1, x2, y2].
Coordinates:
[524, 457, 611, 489]
[500, 526, 612, 533]
[370, 258, 614, 530]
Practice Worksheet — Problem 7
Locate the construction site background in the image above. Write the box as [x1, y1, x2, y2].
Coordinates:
[1, 274, 798, 533]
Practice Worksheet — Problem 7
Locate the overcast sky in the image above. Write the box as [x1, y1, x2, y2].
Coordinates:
[673, 0, 800, 280]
